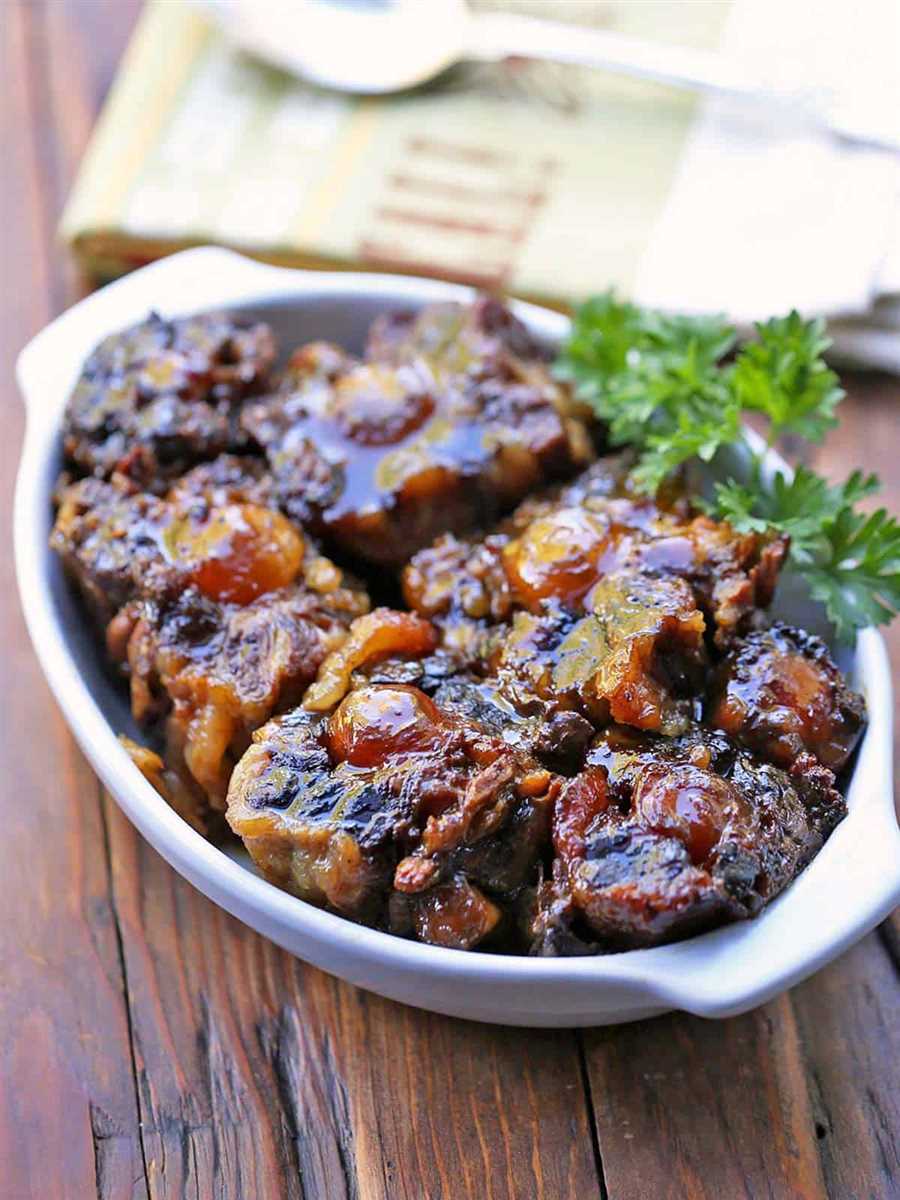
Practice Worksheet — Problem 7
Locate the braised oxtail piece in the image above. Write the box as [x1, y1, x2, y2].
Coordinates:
[62, 312, 276, 486]
[364, 296, 552, 372]
[709, 623, 866, 772]
[51, 456, 344, 635]
[227, 673, 558, 950]
[404, 455, 788, 648]
[485, 570, 708, 738]
[51, 476, 175, 628]
[241, 298, 594, 565]
[540, 725, 846, 950]
[51, 456, 369, 812]
[127, 579, 368, 810]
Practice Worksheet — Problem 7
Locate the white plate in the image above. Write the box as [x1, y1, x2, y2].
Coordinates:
[14, 247, 900, 1026]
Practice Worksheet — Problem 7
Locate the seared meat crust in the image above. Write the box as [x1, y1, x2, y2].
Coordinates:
[227, 683, 557, 948]
[709, 623, 866, 771]
[485, 571, 707, 737]
[242, 301, 593, 565]
[402, 457, 781, 754]
[365, 296, 551, 373]
[127, 579, 367, 810]
[51, 458, 368, 813]
[51, 476, 172, 626]
[62, 312, 276, 485]
[404, 456, 787, 647]
[51, 464, 315, 626]
[543, 725, 846, 949]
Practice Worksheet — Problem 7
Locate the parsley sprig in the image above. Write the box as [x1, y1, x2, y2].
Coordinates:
[555, 293, 900, 638]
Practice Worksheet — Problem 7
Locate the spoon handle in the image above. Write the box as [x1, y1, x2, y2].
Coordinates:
[467, 12, 900, 155]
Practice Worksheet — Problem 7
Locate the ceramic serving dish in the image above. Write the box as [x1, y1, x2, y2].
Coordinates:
[14, 247, 900, 1026]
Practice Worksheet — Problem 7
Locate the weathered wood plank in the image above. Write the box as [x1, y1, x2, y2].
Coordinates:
[582, 993, 830, 1200]
[327, 988, 602, 1200]
[790, 934, 899, 1200]
[581, 932, 899, 1200]
[102, 794, 602, 1200]
[0, 4, 147, 1197]
[102, 801, 312, 1199]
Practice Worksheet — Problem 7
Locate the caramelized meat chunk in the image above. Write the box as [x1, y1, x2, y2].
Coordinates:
[242, 299, 593, 564]
[62, 312, 276, 484]
[51, 476, 172, 626]
[403, 463, 783, 752]
[51, 467, 309, 627]
[709, 623, 866, 771]
[547, 726, 845, 948]
[52, 459, 369, 813]
[403, 531, 513, 623]
[227, 707, 399, 917]
[555, 572, 707, 733]
[128, 578, 368, 810]
[404, 458, 786, 647]
[303, 607, 439, 712]
[365, 295, 550, 374]
[166, 453, 277, 509]
[402, 455, 653, 623]
[477, 570, 706, 738]
[629, 515, 787, 646]
[227, 683, 558, 947]
[513, 501, 787, 643]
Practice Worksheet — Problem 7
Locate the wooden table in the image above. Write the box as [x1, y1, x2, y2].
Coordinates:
[3, 3, 898, 1196]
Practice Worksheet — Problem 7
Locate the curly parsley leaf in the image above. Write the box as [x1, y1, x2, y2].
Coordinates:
[712, 467, 880, 557]
[555, 293, 737, 473]
[631, 387, 741, 494]
[731, 312, 844, 441]
[710, 467, 898, 634]
[805, 506, 900, 640]
[555, 293, 735, 398]
[557, 293, 899, 636]
[553, 292, 646, 391]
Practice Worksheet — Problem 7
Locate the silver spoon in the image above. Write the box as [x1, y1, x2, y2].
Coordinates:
[194, 0, 899, 154]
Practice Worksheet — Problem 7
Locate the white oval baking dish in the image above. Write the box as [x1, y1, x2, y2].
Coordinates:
[15, 247, 900, 1026]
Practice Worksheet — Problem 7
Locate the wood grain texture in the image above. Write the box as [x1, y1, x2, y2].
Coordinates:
[101, 797, 602, 1200]
[104, 805, 354, 1200]
[583, 994, 828, 1200]
[1, 1, 898, 1197]
[582, 934, 900, 1200]
[790, 936, 900, 1200]
[1, 4, 147, 1198]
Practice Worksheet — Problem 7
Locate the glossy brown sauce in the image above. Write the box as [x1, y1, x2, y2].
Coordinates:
[281, 384, 502, 528]
[633, 763, 746, 865]
[163, 502, 304, 604]
[327, 685, 445, 768]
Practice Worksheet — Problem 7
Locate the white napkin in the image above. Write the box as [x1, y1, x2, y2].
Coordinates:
[631, 0, 900, 369]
